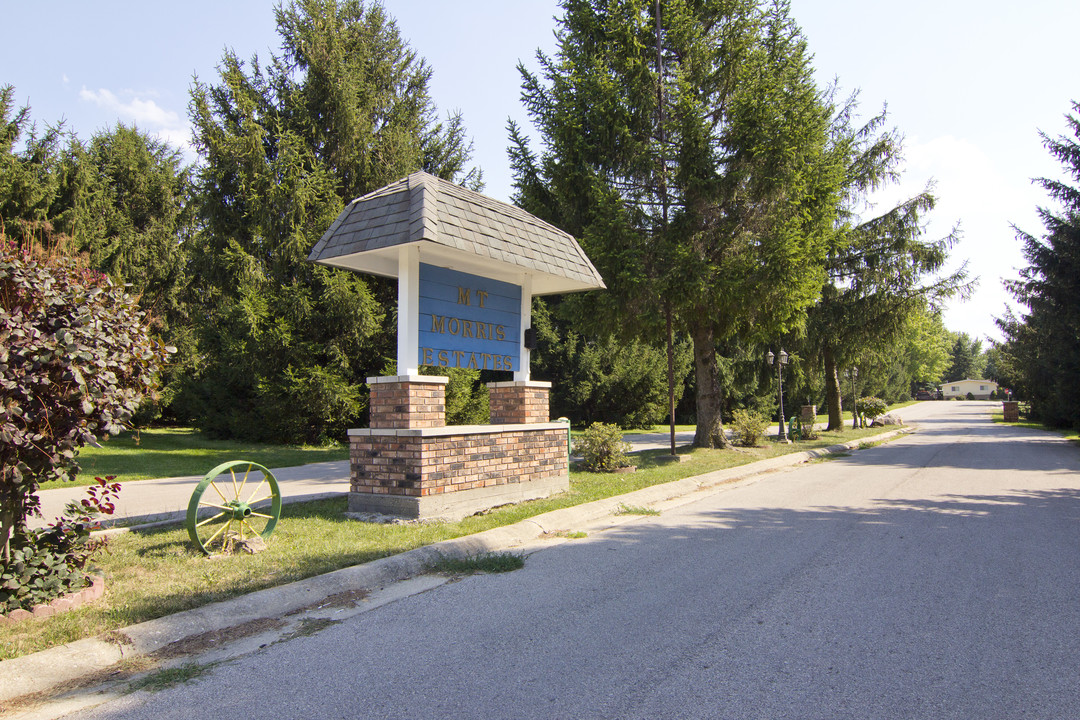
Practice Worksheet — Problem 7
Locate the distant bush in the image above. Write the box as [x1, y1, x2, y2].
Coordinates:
[573, 422, 632, 472]
[856, 396, 887, 422]
[731, 409, 770, 447]
[793, 414, 820, 441]
[966, 391, 975, 400]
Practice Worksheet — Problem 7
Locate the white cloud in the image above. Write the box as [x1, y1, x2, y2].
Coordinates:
[79, 86, 192, 154]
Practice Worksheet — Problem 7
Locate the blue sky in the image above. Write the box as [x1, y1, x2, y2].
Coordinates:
[4, 0, 1078, 344]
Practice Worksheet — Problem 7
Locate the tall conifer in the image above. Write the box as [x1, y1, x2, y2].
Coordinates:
[183, 0, 477, 442]
[511, 0, 841, 446]
[1000, 102, 1080, 426]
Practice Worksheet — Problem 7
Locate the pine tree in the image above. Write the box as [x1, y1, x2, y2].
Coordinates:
[807, 101, 969, 429]
[510, 0, 842, 447]
[181, 0, 477, 442]
[1000, 101, 1080, 426]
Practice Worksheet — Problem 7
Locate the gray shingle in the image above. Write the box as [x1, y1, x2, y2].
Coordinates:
[308, 171, 605, 291]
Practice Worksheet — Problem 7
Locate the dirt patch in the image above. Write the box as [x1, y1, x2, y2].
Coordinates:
[152, 617, 286, 660]
[0, 656, 156, 715]
[101, 630, 134, 647]
[282, 617, 341, 640]
[283, 588, 369, 616]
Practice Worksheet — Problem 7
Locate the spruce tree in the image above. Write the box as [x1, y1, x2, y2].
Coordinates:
[511, 0, 841, 446]
[807, 101, 969, 429]
[1000, 101, 1080, 426]
[184, 0, 477, 442]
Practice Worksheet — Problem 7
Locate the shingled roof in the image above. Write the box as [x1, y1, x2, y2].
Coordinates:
[307, 171, 605, 295]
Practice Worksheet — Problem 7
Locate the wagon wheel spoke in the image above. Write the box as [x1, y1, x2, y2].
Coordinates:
[195, 511, 228, 528]
[244, 478, 268, 505]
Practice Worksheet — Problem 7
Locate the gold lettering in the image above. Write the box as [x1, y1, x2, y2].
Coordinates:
[438, 350, 449, 366]
[493, 355, 503, 371]
[477, 290, 489, 308]
[448, 318, 460, 335]
[503, 355, 512, 370]
[422, 347, 433, 365]
[457, 287, 471, 305]
[452, 350, 465, 367]
[482, 353, 493, 369]
[431, 315, 446, 334]
[467, 352, 478, 369]
[476, 322, 488, 341]
[496, 325, 505, 341]
[463, 320, 474, 339]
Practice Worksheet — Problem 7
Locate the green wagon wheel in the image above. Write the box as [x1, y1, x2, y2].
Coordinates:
[186, 460, 281, 555]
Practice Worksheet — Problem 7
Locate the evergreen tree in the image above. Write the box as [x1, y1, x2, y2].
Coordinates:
[183, 0, 477, 442]
[531, 298, 693, 428]
[944, 332, 983, 382]
[1, 91, 195, 420]
[1000, 101, 1080, 426]
[511, 0, 842, 447]
[807, 101, 969, 429]
[0, 86, 72, 249]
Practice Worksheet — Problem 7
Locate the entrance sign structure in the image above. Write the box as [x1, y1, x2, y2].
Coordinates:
[309, 171, 605, 519]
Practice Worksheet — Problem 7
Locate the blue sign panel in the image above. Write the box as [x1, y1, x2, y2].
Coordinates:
[418, 263, 521, 371]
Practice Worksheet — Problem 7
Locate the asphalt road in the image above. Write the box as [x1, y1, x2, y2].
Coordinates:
[65, 401, 1080, 719]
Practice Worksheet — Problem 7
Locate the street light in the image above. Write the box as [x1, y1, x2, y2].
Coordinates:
[767, 348, 790, 443]
[845, 366, 859, 429]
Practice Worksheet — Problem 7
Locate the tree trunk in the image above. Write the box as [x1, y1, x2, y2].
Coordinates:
[691, 323, 728, 448]
[824, 345, 843, 431]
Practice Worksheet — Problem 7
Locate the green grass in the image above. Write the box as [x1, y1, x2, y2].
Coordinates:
[43, 427, 349, 490]
[2, 424, 897, 662]
[428, 552, 525, 574]
[616, 504, 660, 516]
[127, 663, 214, 692]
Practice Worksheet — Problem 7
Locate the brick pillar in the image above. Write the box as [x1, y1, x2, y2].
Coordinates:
[1002, 401, 1019, 422]
[368, 375, 448, 429]
[487, 381, 551, 424]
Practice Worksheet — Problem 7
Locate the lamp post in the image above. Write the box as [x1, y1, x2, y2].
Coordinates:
[845, 366, 860, 429]
[767, 349, 790, 443]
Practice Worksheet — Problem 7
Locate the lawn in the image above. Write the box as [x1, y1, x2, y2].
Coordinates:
[44, 427, 349, 490]
[4, 424, 898, 661]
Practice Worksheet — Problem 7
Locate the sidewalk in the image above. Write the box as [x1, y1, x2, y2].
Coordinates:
[2, 425, 913, 709]
[30, 461, 352, 531]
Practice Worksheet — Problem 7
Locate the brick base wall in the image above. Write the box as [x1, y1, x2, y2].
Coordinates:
[349, 427, 566, 499]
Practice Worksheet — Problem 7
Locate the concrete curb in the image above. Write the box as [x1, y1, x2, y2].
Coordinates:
[0, 426, 911, 704]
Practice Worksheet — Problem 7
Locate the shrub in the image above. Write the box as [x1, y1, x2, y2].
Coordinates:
[731, 408, 770, 447]
[1, 477, 119, 613]
[0, 240, 168, 598]
[966, 391, 975, 400]
[573, 422, 632, 472]
[855, 396, 887, 423]
[793, 414, 820, 441]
